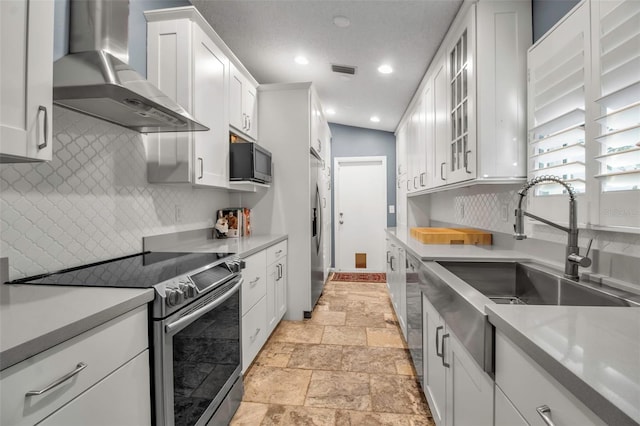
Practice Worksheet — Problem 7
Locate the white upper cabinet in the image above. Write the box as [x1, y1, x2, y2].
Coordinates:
[395, 124, 408, 226]
[230, 63, 258, 141]
[433, 56, 449, 186]
[0, 0, 54, 163]
[402, 0, 531, 194]
[310, 93, 326, 156]
[445, 6, 476, 184]
[145, 8, 230, 188]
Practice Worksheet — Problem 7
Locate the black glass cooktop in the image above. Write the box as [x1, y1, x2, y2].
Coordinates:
[12, 252, 234, 289]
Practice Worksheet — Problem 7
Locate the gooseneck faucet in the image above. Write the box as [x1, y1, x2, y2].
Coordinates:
[514, 176, 591, 281]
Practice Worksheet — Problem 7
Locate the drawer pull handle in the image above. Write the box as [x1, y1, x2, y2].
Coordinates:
[441, 333, 450, 368]
[37, 105, 48, 150]
[275, 250, 283, 255]
[536, 405, 555, 426]
[26, 362, 87, 396]
[250, 277, 260, 287]
[250, 327, 261, 343]
[435, 326, 443, 358]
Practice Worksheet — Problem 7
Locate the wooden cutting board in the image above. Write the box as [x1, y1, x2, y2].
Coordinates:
[410, 227, 492, 245]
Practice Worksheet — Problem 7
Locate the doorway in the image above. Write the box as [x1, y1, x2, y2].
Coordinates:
[334, 156, 387, 271]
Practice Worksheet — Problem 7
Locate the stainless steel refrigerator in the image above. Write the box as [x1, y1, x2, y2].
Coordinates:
[310, 147, 324, 312]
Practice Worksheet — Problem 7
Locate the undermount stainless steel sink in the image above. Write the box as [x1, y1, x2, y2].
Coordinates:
[437, 261, 640, 307]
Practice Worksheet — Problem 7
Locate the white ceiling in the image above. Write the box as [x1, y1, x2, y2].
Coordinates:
[191, 0, 463, 133]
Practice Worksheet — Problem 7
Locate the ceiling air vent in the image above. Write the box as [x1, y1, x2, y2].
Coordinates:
[331, 64, 357, 75]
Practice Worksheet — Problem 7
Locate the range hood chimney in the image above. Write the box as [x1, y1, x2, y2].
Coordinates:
[53, 0, 208, 133]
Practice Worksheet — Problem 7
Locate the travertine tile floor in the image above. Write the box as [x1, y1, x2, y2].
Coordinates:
[230, 278, 435, 425]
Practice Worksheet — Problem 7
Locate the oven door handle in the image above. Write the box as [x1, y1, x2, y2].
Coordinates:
[165, 278, 243, 335]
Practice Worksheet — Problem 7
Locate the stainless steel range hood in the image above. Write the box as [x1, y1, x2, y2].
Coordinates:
[53, 0, 208, 133]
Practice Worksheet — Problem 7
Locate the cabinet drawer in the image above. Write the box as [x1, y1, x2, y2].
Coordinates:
[242, 296, 267, 372]
[266, 240, 287, 265]
[495, 331, 606, 426]
[38, 350, 151, 426]
[0, 306, 148, 426]
[495, 384, 528, 426]
[241, 250, 267, 315]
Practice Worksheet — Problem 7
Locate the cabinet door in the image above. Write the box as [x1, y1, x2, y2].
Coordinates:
[266, 262, 277, 333]
[244, 82, 258, 140]
[445, 331, 494, 426]
[407, 103, 421, 192]
[38, 351, 151, 426]
[229, 65, 244, 133]
[433, 56, 449, 186]
[397, 248, 407, 338]
[396, 123, 407, 176]
[192, 25, 230, 187]
[422, 294, 447, 426]
[446, 5, 476, 184]
[145, 19, 193, 183]
[230, 65, 258, 140]
[0, 0, 53, 162]
[242, 297, 267, 372]
[276, 257, 287, 320]
[423, 78, 435, 189]
[241, 250, 267, 316]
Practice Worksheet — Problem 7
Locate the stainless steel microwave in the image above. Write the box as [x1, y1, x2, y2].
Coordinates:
[229, 141, 272, 183]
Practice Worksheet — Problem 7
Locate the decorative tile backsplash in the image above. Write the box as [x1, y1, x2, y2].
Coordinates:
[429, 184, 640, 259]
[0, 107, 230, 280]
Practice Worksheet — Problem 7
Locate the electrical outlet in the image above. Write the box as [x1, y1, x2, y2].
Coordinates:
[501, 203, 509, 222]
[175, 204, 182, 223]
[389, 205, 395, 214]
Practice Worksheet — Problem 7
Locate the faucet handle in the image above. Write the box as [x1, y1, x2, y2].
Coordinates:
[584, 238, 593, 258]
[568, 239, 593, 268]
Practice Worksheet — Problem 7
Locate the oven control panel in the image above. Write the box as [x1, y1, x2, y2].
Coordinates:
[165, 278, 198, 307]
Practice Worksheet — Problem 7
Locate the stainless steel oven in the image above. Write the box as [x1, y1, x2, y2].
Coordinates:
[13, 251, 246, 426]
[154, 270, 243, 426]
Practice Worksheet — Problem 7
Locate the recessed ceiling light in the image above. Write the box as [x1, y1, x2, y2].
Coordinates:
[333, 15, 351, 28]
[370, 116, 380, 123]
[378, 64, 393, 74]
[295, 56, 309, 65]
[326, 108, 336, 115]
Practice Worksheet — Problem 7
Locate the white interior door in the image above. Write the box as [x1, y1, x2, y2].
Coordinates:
[334, 156, 387, 271]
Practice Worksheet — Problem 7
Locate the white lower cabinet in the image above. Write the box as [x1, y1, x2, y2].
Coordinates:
[495, 331, 606, 426]
[0, 306, 150, 426]
[38, 350, 151, 426]
[386, 241, 407, 339]
[422, 294, 493, 426]
[266, 241, 287, 335]
[241, 292, 268, 373]
[241, 240, 288, 372]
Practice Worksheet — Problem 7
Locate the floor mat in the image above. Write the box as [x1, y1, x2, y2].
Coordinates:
[330, 272, 386, 283]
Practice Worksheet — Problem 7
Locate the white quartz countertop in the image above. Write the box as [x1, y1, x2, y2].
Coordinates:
[487, 305, 640, 425]
[0, 284, 153, 371]
[148, 233, 288, 258]
[386, 227, 529, 261]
